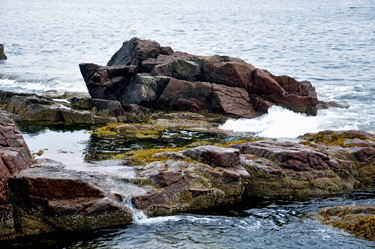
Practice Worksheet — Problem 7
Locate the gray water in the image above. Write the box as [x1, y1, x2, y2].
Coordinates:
[1, 0, 375, 247]
[1, 0, 375, 136]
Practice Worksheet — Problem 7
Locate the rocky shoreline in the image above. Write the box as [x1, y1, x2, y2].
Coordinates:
[1, 38, 374, 242]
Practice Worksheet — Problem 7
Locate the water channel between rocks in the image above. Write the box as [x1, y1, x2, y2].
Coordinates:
[1, 123, 373, 248]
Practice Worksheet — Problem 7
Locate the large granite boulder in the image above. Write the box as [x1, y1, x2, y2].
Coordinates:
[80, 38, 319, 118]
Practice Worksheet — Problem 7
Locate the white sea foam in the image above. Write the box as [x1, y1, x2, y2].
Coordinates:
[0, 78, 87, 94]
[219, 106, 358, 139]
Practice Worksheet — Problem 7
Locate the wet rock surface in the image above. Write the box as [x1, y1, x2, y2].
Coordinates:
[317, 205, 375, 241]
[80, 37, 320, 118]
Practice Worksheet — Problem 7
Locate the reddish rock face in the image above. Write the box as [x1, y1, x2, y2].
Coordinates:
[7, 160, 133, 233]
[203, 61, 253, 89]
[183, 145, 241, 168]
[272, 75, 309, 96]
[80, 38, 319, 118]
[212, 84, 256, 118]
[231, 141, 335, 172]
[0, 122, 33, 206]
[0, 119, 34, 237]
[250, 69, 286, 96]
[154, 79, 213, 112]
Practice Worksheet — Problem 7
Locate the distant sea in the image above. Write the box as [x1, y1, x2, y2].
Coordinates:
[1, 0, 375, 248]
[1, 0, 375, 138]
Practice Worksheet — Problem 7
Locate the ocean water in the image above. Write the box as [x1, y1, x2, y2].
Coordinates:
[1, 0, 375, 247]
[1, 0, 375, 137]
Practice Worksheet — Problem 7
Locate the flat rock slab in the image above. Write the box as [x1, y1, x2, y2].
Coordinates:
[230, 141, 338, 171]
[183, 145, 241, 168]
[7, 161, 133, 235]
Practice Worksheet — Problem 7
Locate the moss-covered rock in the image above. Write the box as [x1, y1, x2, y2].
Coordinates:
[317, 205, 375, 241]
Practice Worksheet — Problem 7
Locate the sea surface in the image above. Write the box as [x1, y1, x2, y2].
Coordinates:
[1, 0, 375, 248]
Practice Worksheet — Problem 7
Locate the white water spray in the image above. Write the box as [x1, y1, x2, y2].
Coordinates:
[219, 106, 358, 139]
[123, 197, 148, 222]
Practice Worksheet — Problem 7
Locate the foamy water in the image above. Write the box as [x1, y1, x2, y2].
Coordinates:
[219, 106, 358, 138]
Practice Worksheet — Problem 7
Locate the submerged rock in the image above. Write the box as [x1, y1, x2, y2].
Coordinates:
[80, 37, 319, 118]
[317, 100, 350, 110]
[0, 44, 7, 60]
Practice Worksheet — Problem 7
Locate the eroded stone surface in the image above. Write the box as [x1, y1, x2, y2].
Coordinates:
[7, 160, 133, 237]
[0, 118, 33, 238]
[183, 145, 241, 168]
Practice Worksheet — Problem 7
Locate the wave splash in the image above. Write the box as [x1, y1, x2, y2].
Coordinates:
[219, 106, 358, 139]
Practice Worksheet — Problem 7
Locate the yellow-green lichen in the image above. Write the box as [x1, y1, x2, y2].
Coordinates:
[117, 147, 186, 165]
[320, 210, 375, 241]
[303, 132, 374, 148]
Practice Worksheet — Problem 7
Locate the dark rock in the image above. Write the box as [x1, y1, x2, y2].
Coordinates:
[107, 37, 161, 68]
[250, 97, 274, 114]
[81, 64, 137, 101]
[153, 58, 201, 82]
[154, 79, 213, 112]
[93, 99, 126, 117]
[348, 147, 375, 164]
[64, 92, 94, 110]
[0, 44, 7, 60]
[317, 100, 350, 110]
[79, 63, 99, 84]
[121, 75, 170, 107]
[132, 174, 194, 212]
[119, 104, 151, 123]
